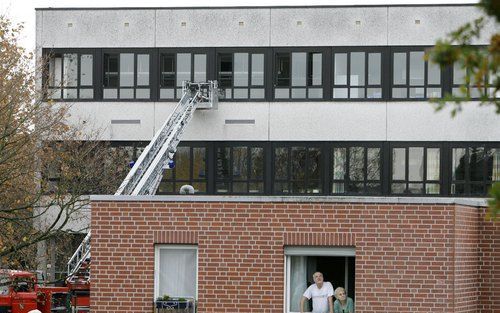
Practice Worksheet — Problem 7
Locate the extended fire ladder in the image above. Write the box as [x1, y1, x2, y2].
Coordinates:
[66, 81, 218, 297]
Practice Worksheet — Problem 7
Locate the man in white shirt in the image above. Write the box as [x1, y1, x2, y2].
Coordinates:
[300, 272, 334, 313]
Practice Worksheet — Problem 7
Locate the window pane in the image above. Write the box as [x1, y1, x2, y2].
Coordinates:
[216, 147, 230, 179]
[175, 147, 190, 181]
[453, 62, 466, 85]
[275, 147, 288, 180]
[63, 54, 78, 87]
[80, 54, 93, 86]
[136, 54, 149, 86]
[427, 148, 440, 181]
[350, 52, 365, 86]
[276, 53, 290, 87]
[250, 88, 265, 99]
[234, 53, 249, 87]
[333, 88, 348, 98]
[489, 149, 500, 181]
[427, 61, 441, 85]
[367, 88, 382, 99]
[194, 54, 206, 82]
[250, 147, 264, 180]
[333, 148, 346, 180]
[251, 54, 264, 86]
[452, 148, 466, 181]
[392, 88, 407, 98]
[349, 147, 364, 181]
[409, 87, 425, 98]
[409, 51, 424, 86]
[334, 53, 347, 85]
[233, 89, 249, 99]
[392, 148, 406, 180]
[308, 148, 321, 180]
[426, 183, 440, 194]
[161, 54, 175, 88]
[291, 88, 306, 99]
[469, 147, 485, 181]
[104, 54, 118, 88]
[158, 248, 196, 299]
[349, 88, 365, 99]
[311, 53, 322, 86]
[136, 88, 150, 99]
[291, 147, 306, 180]
[233, 147, 248, 180]
[308, 88, 323, 99]
[120, 88, 134, 99]
[393, 53, 406, 84]
[427, 88, 441, 98]
[177, 53, 191, 87]
[219, 53, 232, 89]
[119, 53, 134, 87]
[49, 56, 62, 86]
[275, 88, 289, 99]
[291, 53, 307, 87]
[289, 256, 309, 312]
[368, 53, 381, 85]
[367, 148, 380, 180]
[408, 147, 424, 181]
[193, 148, 206, 179]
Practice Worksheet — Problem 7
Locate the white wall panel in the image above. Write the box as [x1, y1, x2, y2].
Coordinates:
[40, 10, 156, 47]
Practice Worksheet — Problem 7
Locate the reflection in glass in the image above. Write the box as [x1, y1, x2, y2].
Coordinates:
[250, 147, 264, 179]
[427, 61, 441, 85]
[219, 54, 233, 89]
[310, 53, 322, 86]
[194, 54, 206, 82]
[233, 147, 248, 179]
[216, 147, 230, 180]
[80, 55, 93, 86]
[452, 148, 466, 181]
[119, 53, 134, 87]
[251, 54, 264, 86]
[177, 53, 191, 87]
[368, 53, 381, 85]
[175, 147, 190, 180]
[409, 51, 424, 86]
[427, 148, 440, 181]
[349, 147, 364, 181]
[234, 53, 249, 87]
[408, 147, 424, 181]
[393, 53, 406, 84]
[291, 147, 306, 180]
[469, 147, 485, 181]
[275, 148, 288, 180]
[137, 54, 149, 86]
[350, 52, 365, 86]
[392, 148, 406, 180]
[292, 53, 307, 86]
[276, 53, 290, 87]
[63, 54, 78, 87]
[334, 53, 347, 85]
[367, 148, 380, 180]
[193, 148, 206, 179]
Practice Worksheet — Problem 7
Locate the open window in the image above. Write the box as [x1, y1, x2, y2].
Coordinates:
[285, 247, 355, 313]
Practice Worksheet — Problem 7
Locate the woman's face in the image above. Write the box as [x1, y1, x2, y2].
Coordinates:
[336, 289, 346, 301]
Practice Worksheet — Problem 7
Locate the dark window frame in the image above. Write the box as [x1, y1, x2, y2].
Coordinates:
[43, 48, 97, 101]
[272, 47, 330, 101]
[389, 142, 444, 195]
[330, 142, 384, 195]
[331, 46, 388, 101]
[214, 142, 266, 195]
[215, 47, 268, 102]
[101, 48, 155, 101]
[158, 48, 212, 101]
[390, 46, 444, 101]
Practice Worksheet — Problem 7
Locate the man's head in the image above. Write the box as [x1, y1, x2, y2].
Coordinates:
[312, 272, 324, 286]
[334, 287, 347, 301]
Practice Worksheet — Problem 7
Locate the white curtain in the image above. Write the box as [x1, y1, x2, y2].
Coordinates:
[158, 248, 196, 298]
[290, 256, 308, 312]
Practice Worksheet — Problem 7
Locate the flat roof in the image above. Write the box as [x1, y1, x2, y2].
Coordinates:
[35, 3, 477, 11]
[90, 195, 488, 207]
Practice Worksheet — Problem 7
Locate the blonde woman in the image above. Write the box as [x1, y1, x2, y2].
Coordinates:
[333, 287, 354, 313]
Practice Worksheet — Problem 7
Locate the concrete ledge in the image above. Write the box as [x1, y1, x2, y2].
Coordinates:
[90, 195, 488, 207]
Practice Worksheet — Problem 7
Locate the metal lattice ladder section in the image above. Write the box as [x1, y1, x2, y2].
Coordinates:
[67, 81, 218, 283]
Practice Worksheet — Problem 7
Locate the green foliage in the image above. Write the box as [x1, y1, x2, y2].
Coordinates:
[487, 182, 500, 221]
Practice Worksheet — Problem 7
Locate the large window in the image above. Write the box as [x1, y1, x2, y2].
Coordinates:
[451, 146, 499, 195]
[160, 52, 207, 100]
[274, 145, 322, 194]
[46, 52, 94, 100]
[391, 146, 441, 195]
[217, 51, 265, 100]
[275, 51, 324, 99]
[215, 144, 265, 194]
[155, 245, 197, 300]
[103, 51, 151, 99]
[391, 49, 442, 99]
[285, 247, 355, 313]
[332, 50, 383, 99]
[332, 145, 382, 195]
[451, 61, 494, 99]
[158, 145, 207, 194]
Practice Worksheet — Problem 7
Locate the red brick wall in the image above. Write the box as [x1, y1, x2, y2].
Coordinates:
[478, 208, 500, 312]
[90, 201, 496, 313]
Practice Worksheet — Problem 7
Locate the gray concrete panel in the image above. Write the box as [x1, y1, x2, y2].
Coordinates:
[154, 102, 270, 141]
[386, 101, 500, 141]
[40, 10, 156, 48]
[388, 6, 497, 46]
[155, 9, 271, 47]
[64, 102, 156, 141]
[270, 7, 388, 46]
[269, 102, 387, 141]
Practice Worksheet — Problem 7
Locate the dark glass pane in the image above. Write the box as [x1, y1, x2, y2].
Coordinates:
[452, 148, 466, 181]
[391, 183, 406, 194]
[347, 182, 364, 194]
[276, 53, 290, 87]
[308, 148, 321, 180]
[161, 54, 175, 87]
[175, 147, 190, 180]
[366, 182, 381, 194]
[216, 182, 229, 193]
[158, 181, 174, 194]
[232, 147, 248, 180]
[451, 183, 465, 195]
[249, 182, 264, 194]
[233, 182, 248, 193]
[216, 147, 230, 179]
[192, 182, 206, 193]
[274, 182, 289, 194]
[292, 181, 306, 194]
[274, 147, 288, 180]
[367, 148, 380, 180]
[307, 180, 321, 194]
[219, 53, 233, 89]
[470, 183, 484, 195]
[291, 147, 306, 180]
[349, 147, 364, 181]
[469, 147, 485, 181]
[104, 54, 119, 88]
[193, 148, 206, 179]
[250, 147, 264, 179]
[407, 183, 424, 194]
